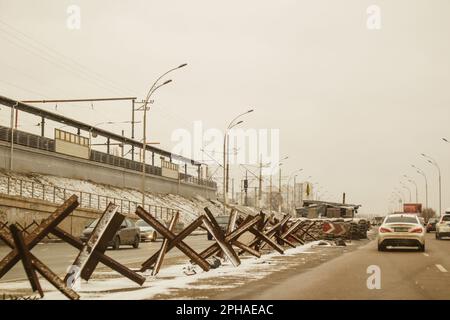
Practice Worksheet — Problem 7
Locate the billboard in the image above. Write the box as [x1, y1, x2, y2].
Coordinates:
[403, 203, 422, 214]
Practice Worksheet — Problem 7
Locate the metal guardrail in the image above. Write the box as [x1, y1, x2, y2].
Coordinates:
[90, 149, 162, 176]
[0, 125, 217, 189]
[0, 176, 177, 221]
[0, 126, 54, 152]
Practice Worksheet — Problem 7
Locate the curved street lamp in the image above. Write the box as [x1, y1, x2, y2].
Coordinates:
[411, 164, 428, 209]
[141, 64, 187, 206]
[421, 153, 442, 216]
[403, 175, 418, 203]
[399, 181, 412, 202]
[222, 109, 254, 214]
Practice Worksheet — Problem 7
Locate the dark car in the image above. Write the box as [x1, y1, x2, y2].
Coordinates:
[80, 218, 140, 250]
[207, 215, 230, 240]
[426, 218, 438, 233]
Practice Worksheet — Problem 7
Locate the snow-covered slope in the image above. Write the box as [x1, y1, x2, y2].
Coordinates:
[0, 170, 227, 224]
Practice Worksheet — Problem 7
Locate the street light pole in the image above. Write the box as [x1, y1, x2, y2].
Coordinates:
[269, 164, 282, 214]
[394, 190, 404, 211]
[395, 188, 405, 203]
[223, 109, 254, 214]
[400, 182, 412, 202]
[268, 159, 287, 214]
[422, 153, 442, 216]
[403, 175, 418, 203]
[287, 169, 303, 215]
[412, 164, 428, 209]
[141, 63, 187, 207]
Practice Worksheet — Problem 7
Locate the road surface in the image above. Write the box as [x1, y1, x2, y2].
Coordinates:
[0, 234, 211, 282]
[226, 233, 450, 299]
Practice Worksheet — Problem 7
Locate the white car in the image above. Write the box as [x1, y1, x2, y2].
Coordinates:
[377, 214, 425, 252]
[136, 219, 158, 242]
[435, 214, 450, 239]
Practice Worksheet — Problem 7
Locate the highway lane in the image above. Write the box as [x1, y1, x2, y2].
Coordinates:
[0, 234, 211, 282]
[242, 233, 450, 299]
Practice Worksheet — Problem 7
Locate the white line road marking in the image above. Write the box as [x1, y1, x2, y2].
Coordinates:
[423, 253, 429, 257]
[435, 264, 448, 273]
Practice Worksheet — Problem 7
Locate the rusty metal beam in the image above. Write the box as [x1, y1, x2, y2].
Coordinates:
[0, 195, 79, 279]
[152, 212, 179, 276]
[248, 227, 285, 254]
[244, 215, 289, 253]
[140, 216, 205, 271]
[296, 221, 318, 241]
[232, 240, 261, 258]
[9, 224, 43, 297]
[203, 207, 240, 266]
[198, 214, 261, 260]
[0, 228, 79, 300]
[51, 227, 145, 285]
[136, 206, 210, 272]
[65, 204, 125, 284]
[202, 216, 240, 267]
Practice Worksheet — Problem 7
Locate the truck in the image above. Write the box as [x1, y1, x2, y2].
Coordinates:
[403, 203, 422, 214]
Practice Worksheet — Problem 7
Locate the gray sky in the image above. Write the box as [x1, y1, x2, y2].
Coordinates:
[1, 0, 450, 215]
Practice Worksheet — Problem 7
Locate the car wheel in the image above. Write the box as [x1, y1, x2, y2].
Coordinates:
[112, 236, 120, 250]
[151, 231, 157, 242]
[419, 244, 425, 252]
[132, 235, 140, 248]
[377, 243, 385, 252]
[436, 232, 441, 240]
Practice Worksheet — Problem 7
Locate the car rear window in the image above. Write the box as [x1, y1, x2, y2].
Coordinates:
[442, 215, 450, 222]
[385, 216, 418, 224]
[136, 220, 149, 227]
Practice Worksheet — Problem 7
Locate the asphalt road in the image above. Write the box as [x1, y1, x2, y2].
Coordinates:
[0, 234, 211, 282]
[242, 232, 450, 299]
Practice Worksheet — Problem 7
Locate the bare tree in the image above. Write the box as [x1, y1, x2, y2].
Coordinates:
[421, 208, 436, 222]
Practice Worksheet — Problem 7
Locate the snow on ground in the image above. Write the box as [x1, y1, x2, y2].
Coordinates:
[0, 170, 228, 224]
[0, 241, 323, 300]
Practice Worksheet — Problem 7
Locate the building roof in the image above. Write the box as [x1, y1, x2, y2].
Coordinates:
[302, 200, 361, 210]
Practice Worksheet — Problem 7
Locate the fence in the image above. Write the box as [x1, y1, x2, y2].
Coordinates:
[0, 126, 54, 152]
[0, 177, 177, 221]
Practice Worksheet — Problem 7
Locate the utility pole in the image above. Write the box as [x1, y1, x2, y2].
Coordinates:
[226, 136, 230, 193]
[293, 176, 296, 215]
[244, 170, 248, 206]
[278, 167, 282, 212]
[131, 98, 135, 161]
[240, 179, 243, 205]
[231, 178, 234, 203]
[269, 175, 273, 214]
[258, 155, 262, 209]
[141, 63, 187, 207]
[412, 165, 429, 209]
[422, 154, 442, 216]
[9, 102, 17, 170]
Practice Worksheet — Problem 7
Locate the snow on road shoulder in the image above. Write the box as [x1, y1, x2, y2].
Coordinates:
[0, 241, 323, 300]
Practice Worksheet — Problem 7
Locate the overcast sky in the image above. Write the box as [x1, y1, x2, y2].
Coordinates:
[1, 0, 450, 215]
